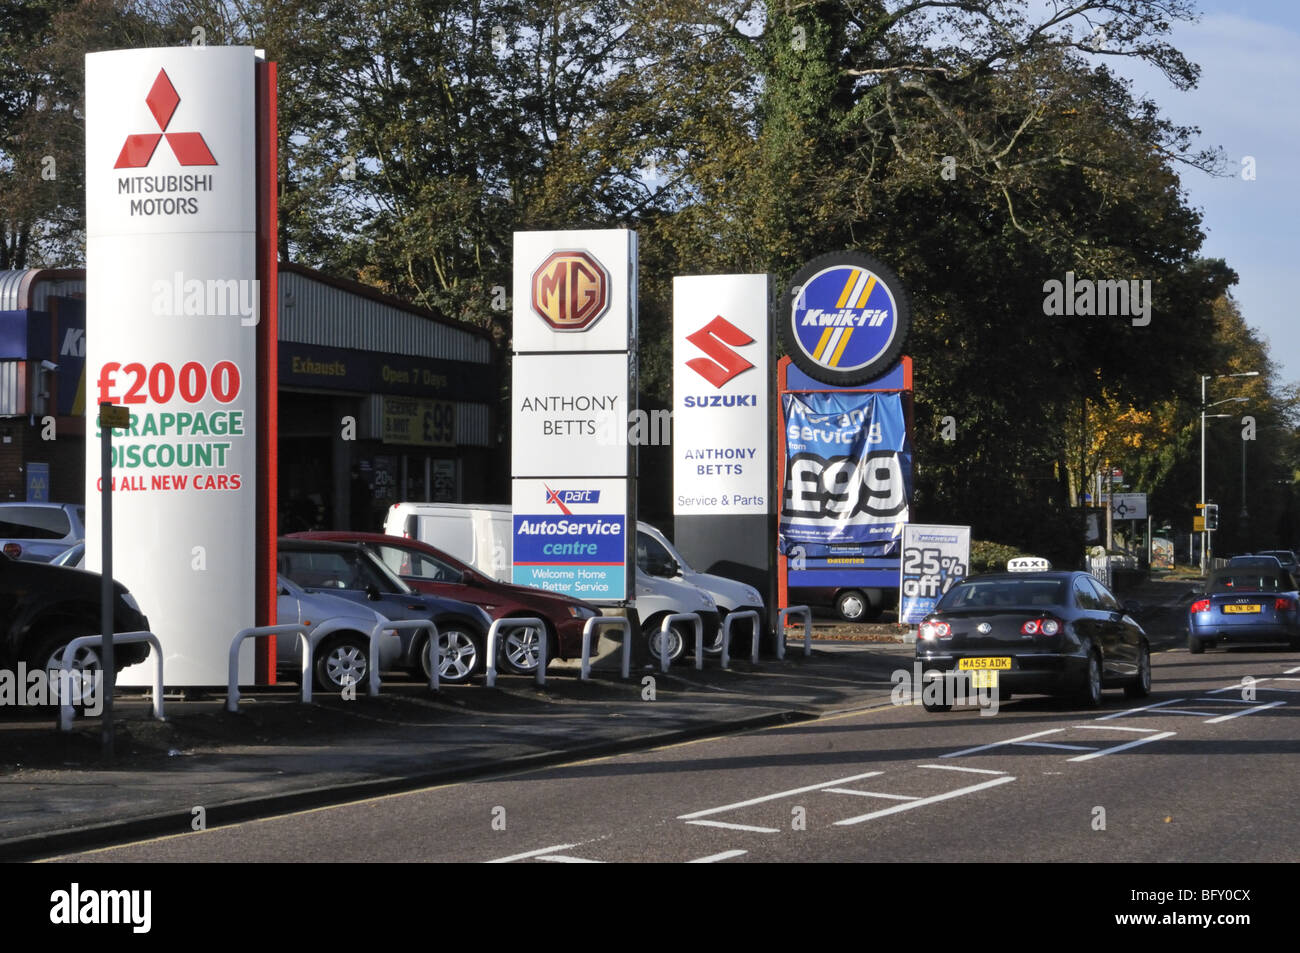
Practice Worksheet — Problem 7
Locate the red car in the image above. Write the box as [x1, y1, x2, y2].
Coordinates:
[287, 531, 602, 674]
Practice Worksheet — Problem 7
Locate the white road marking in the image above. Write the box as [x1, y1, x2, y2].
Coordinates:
[1153, 709, 1219, 717]
[1076, 725, 1160, 733]
[1204, 700, 1286, 724]
[688, 850, 747, 863]
[1067, 731, 1175, 762]
[1095, 698, 1186, 720]
[1285, 665, 1300, 674]
[677, 770, 883, 819]
[536, 855, 603, 863]
[488, 843, 578, 863]
[1207, 679, 1272, 694]
[1013, 741, 1099, 751]
[685, 819, 781, 833]
[823, 788, 920, 800]
[941, 728, 1062, 758]
[834, 776, 1017, 825]
[919, 764, 1008, 775]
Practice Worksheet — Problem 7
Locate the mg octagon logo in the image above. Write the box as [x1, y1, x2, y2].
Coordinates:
[531, 250, 610, 332]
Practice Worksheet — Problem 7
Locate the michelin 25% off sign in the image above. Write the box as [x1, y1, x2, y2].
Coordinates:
[898, 524, 971, 625]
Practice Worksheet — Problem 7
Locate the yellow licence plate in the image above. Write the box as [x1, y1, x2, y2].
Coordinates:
[1223, 604, 1261, 614]
[958, 657, 1012, 670]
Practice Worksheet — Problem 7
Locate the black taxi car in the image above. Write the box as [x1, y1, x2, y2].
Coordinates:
[914, 567, 1151, 711]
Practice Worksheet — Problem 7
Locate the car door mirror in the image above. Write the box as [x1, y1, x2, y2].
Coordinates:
[365, 583, 381, 601]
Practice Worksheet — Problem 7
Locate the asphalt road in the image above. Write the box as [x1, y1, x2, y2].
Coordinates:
[47, 645, 1299, 863]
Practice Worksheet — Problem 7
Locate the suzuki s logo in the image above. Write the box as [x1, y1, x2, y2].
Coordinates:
[115, 69, 217, 169]
[531, 251, 609, 331]
[685, 315, 754, 388]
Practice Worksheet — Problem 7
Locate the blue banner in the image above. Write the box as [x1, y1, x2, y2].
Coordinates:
[779, 392, 911, 556]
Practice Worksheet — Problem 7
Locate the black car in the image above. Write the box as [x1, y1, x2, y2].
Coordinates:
[277, 539, 492, 684]
[914, 571, 1151, 711]
[1, 551, 151, 678]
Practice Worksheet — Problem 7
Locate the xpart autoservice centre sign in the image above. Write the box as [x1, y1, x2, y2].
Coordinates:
[511, 230, 636, 601]
[672, 275, 769, 514]
[85, 47, 261, 685]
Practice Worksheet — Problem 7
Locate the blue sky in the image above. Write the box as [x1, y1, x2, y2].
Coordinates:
[1110, 0, 1300, 385]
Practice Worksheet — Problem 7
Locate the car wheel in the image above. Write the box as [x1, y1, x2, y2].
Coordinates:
[31, 625, 101, 707]
[424, 626, 483, 685]
[498, 622, 550, 675]
[1187, 633, 1206, 654]
[1077, 651, 1103, 708]
[645, 619, 687, 666]
[835, 590, 870, 622]
[315, 634, 369, 692]
[1124, 641, 1152, 699]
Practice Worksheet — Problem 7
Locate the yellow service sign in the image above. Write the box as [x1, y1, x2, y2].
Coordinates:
[382, 397, 455, 447]
[1194, 516, 1205, 532]
[99, 403, 130, 429]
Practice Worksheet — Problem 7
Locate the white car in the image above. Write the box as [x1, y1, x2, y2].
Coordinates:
[276, 574, 402, 691]
[637, 522, 765, 654]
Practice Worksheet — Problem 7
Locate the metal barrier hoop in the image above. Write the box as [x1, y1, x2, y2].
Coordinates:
[656, 613, 703, 672]
[485, 617, 549, 687]
[57, 630, 164, 731]
[720, 610, 761, 669]
[580, 616, 633, 680]
[777, 605, 813, 660]
[226, 623, 310, 712]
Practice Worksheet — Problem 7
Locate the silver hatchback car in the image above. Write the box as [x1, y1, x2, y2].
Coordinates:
[0, 503, 85, 562]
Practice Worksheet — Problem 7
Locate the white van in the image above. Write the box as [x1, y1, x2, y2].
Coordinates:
[385, 502, 722, 663]
[385, 503, 512, 582]
[637, 522, 766, 654]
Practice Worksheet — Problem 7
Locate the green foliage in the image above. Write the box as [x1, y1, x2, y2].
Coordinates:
[968, 540, 1032, 575]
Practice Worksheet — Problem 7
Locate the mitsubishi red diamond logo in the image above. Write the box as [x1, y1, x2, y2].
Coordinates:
[114, 69, 217, 169]
[685, 315, 755, 388]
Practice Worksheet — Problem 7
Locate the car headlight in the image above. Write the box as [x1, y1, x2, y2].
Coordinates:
[745, 588, 762, 605]
[120, 591, 142, 614]
[568, 605, 597, 619]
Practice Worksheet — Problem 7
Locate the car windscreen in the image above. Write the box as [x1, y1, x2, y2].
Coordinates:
[1209, 572, 1290, 593]
[935, 578, 1068, 611]
[0, 505, 70, 539]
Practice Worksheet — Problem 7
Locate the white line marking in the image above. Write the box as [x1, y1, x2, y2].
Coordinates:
[688, 850, 748, 864]
[1205, 700, 1286, 724]
[685, 820, 781, 833]
[1193, 697, 1263, 704]
[1075, 725, 1160, 733]
[1153, 710, 1219, 717]
[941, 729, 1063, 758]
[834, 776, 1017, 825]
[536, 855, 603, 863]
[1095, 698, 1186, 720]
[1013, 741, 1099, 751]
[677, 771, 883, 819]
[1067, 731, 1175, 762]
[1285, 665, 1300, 674]
[1207, 680, 1271, 694]
[1205, 687, 1300, 695]
[823, 788, 920, 800]
[487, 843, 578, 864]
[919, 764, 1008, 775]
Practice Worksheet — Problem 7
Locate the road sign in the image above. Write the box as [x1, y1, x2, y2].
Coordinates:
[1194, 516, 1205, 532]
[1110, 492, 1147, 520]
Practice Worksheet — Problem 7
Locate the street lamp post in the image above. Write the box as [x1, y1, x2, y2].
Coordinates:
[1199, 372, 1258, 572]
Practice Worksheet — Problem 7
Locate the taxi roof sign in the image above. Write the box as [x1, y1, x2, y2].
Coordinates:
[1007, 556, 1052, 572]
[99, 403, 130, 429]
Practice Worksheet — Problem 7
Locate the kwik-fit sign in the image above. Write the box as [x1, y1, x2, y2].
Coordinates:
[781, 251, 910, 386]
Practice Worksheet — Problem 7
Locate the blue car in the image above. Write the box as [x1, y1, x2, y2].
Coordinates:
[277, 539, 492, 684]
[1187, 567, 1300, 653]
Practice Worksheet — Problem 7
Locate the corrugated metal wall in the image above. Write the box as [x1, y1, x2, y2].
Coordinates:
[0, 361, 26, 415]
[278, 270, 490, 365]
[0, 271, 85, 311]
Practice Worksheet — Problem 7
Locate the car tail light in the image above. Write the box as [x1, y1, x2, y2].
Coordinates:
[919, 620, 951, 640]
[1190, 599, 1211, 614]
[1022, 616, 1061, 636]
[2, 542, 20, 559]
[1275, 597, 1296, 611]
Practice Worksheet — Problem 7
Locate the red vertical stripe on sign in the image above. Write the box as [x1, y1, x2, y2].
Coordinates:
[254, 58, 280, 683]
[776, 356, 789, 613]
